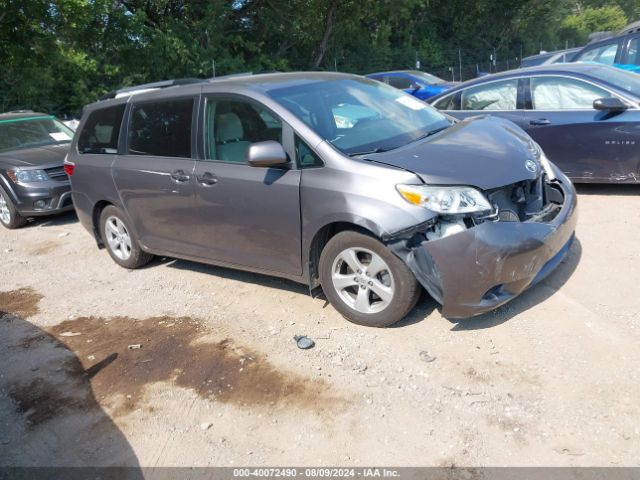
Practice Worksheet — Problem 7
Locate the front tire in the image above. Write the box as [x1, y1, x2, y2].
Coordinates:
[99, 205, 153, 269]
[0, 187, 28, 229]
[319, 231, 421, 327]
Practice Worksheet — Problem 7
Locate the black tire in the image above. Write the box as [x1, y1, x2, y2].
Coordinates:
[319, 230, 421, 327]
[99, 205, 153, 269]
[0, 187, 28, 229]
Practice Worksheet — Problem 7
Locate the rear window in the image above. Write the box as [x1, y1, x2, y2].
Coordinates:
[78, 105, 125, 154]
[127, 98, 193, 158]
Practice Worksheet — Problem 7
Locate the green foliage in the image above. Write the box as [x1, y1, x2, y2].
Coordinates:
[0, 0, 635, 115]
[560, 5, 628, 44]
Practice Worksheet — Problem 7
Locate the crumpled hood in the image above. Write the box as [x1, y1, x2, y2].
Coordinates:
[369, 116, 539, 190]
[0, 143, 69, 167]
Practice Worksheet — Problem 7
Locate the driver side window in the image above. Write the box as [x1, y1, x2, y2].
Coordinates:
[531, 77, 609, 110]
[460, 79, 518, 111]
[204, 97, 283, 163]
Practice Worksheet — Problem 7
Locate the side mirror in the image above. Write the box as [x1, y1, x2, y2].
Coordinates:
[246, 141, 289, 168]
[593, 97, 628, 112]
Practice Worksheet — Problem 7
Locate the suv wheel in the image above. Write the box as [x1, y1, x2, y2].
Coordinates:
[319, 231, 421, 327]
[99, 205, 153, 269]
[0, 187, 28, 229]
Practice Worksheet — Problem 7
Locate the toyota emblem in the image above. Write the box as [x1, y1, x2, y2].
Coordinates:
[525, 159, 538, 173]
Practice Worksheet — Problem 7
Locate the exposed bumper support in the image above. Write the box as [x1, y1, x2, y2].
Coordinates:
[390, 177, 578, 319]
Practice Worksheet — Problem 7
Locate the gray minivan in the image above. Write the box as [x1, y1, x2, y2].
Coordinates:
[66, 73, 577, 327]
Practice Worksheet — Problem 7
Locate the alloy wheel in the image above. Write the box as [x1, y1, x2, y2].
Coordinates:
[0, 192, 11, 225]
[331, 247, 395, 314]
[105, 216, 133, 261]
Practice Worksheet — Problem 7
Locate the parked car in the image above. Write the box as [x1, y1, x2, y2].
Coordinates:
[366, 70, 457, 100]
[67, 73, 577, 327]
[572, 24, 640, 73]
[428, 63, 640, 183]
[0, 111, 74, 229]
[520, 47, 582, 68]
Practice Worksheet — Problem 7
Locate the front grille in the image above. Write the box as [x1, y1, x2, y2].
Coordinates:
[44, 166, 68, 181]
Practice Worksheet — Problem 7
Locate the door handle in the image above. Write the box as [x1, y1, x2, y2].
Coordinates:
[170, 169, 190, 183]
[529, 118, 551, 126]
[196, 172, 218, 186]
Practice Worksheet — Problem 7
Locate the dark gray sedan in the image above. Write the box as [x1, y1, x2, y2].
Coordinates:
[0, 112, 74, 228]
[428, 64, 640, 183]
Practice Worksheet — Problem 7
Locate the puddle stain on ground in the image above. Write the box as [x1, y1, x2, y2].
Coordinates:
[48, 316, 337, 415]
[0, 287, 43, 319]
[27, 240, 61, 256]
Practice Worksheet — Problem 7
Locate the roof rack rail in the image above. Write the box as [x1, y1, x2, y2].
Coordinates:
[2, 109, 35, 114]
[207, 71, 281, 82]
[208, 72, 255, 81]
[619, 20, 640, 35]
[99, 78, 204, 101]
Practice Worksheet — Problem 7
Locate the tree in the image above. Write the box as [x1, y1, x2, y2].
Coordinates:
[559, 5, 628, 45]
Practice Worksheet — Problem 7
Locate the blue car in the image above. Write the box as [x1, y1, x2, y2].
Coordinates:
[428, 63, 640, 183]
[366, 70, 458, 100]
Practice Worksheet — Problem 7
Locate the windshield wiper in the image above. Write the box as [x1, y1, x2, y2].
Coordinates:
[411, 124, 450, 143]
[346, 147, 391, 157]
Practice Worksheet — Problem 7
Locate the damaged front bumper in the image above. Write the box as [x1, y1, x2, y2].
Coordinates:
[390, 177, 578, 319]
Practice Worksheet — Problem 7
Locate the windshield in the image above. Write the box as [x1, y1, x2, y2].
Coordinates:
[409, 71, 445, 85]
[587, 66, 640, 97]
[268, 78, 451, 155]
[0, 116, 74, 153]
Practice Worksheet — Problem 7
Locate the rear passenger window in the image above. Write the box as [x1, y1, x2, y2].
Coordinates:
[128, 98, 193, 158]
[461, 79, 518, 111]
[77, 104, 125, 154]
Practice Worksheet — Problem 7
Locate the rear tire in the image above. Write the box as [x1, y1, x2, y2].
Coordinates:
[99, 205, 153, 269]
[319, 230, 421, 327]
[0, 187, 28, 229]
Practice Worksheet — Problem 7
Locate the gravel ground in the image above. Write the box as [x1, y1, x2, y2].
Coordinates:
[1, 184, 639, 467]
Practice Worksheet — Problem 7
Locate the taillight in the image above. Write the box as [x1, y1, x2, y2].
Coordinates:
[63, 157, 75, 176]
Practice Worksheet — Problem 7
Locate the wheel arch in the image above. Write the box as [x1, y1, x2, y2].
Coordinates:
[0, 175, 19, 204]
[306, 218, 386, 288]
[92, 200, 114, 247]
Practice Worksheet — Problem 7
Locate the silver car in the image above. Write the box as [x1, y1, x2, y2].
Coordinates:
[66, 73, 577, 327]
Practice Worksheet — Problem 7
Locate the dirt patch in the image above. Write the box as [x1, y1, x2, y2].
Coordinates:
[464, 366, 490, 383]
[0, 287, 43, 318]
[27, 240, 61, 256]
[49, 316, 337, 415]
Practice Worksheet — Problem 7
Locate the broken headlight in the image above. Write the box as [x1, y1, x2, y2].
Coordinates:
[396, 184, 492, 214]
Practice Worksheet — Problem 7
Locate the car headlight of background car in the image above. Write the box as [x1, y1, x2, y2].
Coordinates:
[396, 184, 492, 214]
[7, 169, 50, 183]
